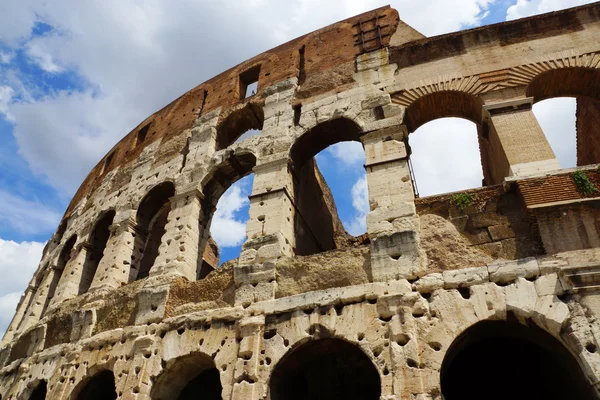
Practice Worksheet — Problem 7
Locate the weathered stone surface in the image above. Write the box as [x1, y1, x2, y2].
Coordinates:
[3, 4, 600, 400]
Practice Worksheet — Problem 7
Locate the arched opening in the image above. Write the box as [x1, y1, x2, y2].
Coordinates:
[441, 319, 598, 400]
[42, 235, 77, 316]
[269, 338, 381, 400]
[405, 91, 490, 197]
[80, 210, 115, 294]
[202, 152, 256, 268]
[29, 381, 47, 400]
[134, 182, 175, 280]
[150, 353, 222, 400]
[216, 103, 264, 150]
[290, 118, 366, 256]
[528, 68, 600, 167]
[76, 370, 117, 400]
[409, 118, 484, 197]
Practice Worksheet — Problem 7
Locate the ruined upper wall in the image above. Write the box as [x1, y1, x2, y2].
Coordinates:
[64, 6, 411, 218]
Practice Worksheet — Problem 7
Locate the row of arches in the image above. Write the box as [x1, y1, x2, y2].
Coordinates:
[35, 66, 600, 316]
[15, 320, 597, 399]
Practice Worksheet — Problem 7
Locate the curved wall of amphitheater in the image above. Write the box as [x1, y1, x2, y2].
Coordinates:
[4, 3, 600, 399]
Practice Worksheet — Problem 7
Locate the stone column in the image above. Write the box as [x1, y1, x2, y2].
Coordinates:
[17, 267, 61, 332]
[88, 214, 137, 291]
[235, 158, 296, 306]
[150, 186, 203, 281]
[0, 287, 35, 344]
[49, 243, 90, 308]
[361, 126, 426, 281]
[231, 316, 265, 400]
[484, 98, 560, 181]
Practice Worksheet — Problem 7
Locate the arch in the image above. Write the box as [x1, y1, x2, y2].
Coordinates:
[527, 67, 600, 166]
[269, 338, 381, 400]
[200, 151, 257, 270]
[73, 370, 117, 400]
[42, 235, 77, 316]
[290, 117, 363, 169]
[441, 319, 598, 400]
[526, 67, 600, 103]
[289, 118, 364, 255]
[57, 235, 77, 271]
[80, 210, 115, 294]
[216, 103, 264, 150]
[150, 352, 222, 400]
[404, 91, 484, 134]
[134, 182, 175, 280]
[28, 381, 47, 400]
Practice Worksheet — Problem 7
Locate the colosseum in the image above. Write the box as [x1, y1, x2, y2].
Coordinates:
[2, 3, 600, 399]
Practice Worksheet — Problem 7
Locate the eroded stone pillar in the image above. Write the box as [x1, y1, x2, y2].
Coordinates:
[18, 267, 61, 332]
[362, 126, 426, 281]
[49, 243, 90, 307]
[150, 186, 203, 281]
[0, 287, 34, 344]
[231, 316, 265, 400]
[235, 158, 295, 305]
[484, 98, 560, 181]
[88, 214, 136, 291]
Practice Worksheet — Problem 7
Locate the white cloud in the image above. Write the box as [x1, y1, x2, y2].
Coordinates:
[0, 51, 13, 64]
[210, 179, 251, 248]
[506, 0, 596, 20]
[25, 38, 64, 73]
[344, 175, 369, 236]
[0, 85, 14, 119]
[326, 141, 365, 166]
[409, 118, 483, 197]
[0, 189, 61, 235]
[0, 239, 45, 338]
[533, 98, 577, 169]
[0, 0, 498, 197]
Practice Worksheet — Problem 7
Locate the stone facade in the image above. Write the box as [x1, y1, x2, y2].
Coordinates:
[3, 3, 600, 399]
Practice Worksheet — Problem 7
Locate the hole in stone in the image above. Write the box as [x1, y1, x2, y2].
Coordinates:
[586, 343, 597, 353]
[458, 287, 471, 300]
[429, 342, 442, 351]
[264, 330, 277, 340]
[397, 334, 410, 346]
[407, 358, 419, 368]
[177, 327, 185, 335]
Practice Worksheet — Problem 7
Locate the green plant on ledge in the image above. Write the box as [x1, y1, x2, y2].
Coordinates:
[451, 193, 474, 211]
[573, 170, 599, 196]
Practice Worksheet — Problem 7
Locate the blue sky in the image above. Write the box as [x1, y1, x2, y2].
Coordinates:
[0, 0, 592, 335]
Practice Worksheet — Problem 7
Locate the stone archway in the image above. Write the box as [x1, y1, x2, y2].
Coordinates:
[28, 381, 47, 400]
[150, 352, 222, 400]
[440, 319, 598, 400]
[269, 338, 381, 400]
[75, 370, 117, 400]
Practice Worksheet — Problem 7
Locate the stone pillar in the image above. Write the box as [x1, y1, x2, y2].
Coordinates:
[150, 186, 203, 281]
[235, 158, 295, 306]
[89, 214, 136, 291]
[484, 98, 560, 181]
[231, 316, 265, 400]
[49, 243, 90, 308]
[18, 267, 61, 332]
[361, 126, 426, 281]
[0, 287, 35, 344]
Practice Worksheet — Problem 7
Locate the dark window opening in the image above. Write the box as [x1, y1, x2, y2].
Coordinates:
[298, 46, 306, 85]
[441, 319, 597, 400]
[102, 151, 115, 174]
[29, 381, 47, 400]
[80, 210, 115, 294]
[294, 104, 302, 126]
[269, 338, 381, 400]
[136, 123, 150, 147]
[134, 182, 175, 280]
[290, 118, 366, 256]
[239, 65, 260, 100]
[150, 353, 222, 400]
[76, 370, 117, 400]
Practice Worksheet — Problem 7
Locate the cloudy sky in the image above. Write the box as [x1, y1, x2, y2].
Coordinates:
[0, 0, 591, 336]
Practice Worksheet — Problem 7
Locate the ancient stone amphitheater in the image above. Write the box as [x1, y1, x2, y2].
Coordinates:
[3, 3, 600, 399]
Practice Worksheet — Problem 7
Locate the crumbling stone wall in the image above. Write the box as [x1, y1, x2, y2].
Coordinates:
[3, 3, 600, 400]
